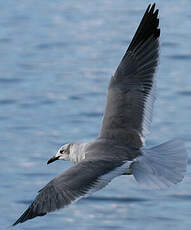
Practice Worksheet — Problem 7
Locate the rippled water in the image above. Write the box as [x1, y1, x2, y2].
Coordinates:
[1, 0, 191, 229]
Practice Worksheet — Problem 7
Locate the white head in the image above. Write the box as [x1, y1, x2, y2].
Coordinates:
[47, 143, 72, 164]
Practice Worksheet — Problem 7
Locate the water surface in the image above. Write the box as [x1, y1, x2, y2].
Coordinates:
[1, 1, 191, 229]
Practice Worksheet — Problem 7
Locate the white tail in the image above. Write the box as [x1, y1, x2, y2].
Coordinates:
[131, 139, 188, 189]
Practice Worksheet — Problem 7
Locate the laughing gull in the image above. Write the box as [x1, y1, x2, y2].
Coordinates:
[13, 4, 187, 226]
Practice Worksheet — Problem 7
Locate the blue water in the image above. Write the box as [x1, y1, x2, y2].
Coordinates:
[1, 0, 191, 229]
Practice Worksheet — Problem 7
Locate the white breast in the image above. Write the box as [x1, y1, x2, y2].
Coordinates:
[69, 143, 88, 163]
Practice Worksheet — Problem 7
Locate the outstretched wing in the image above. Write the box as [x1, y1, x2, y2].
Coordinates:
[13, 159, 129, 226]
[99, 4, 160, 148]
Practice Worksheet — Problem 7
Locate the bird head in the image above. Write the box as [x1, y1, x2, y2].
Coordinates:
[47, 144, 71, 164]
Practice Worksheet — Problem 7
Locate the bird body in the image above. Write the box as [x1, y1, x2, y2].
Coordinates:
[69, 139, 141, 163]
[13, 4, 187, 226]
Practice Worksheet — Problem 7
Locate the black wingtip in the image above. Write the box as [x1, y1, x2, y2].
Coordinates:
[150, 3, 156, 13]
[127, 3, 160, 52]
[12, 222, 18, 226]
[146, 4, 151, 12]
[12, 219, 19, 226]
[12, 207, 46, 226]
[12, 209, 29, 226]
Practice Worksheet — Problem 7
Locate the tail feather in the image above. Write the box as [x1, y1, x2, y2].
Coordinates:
[131, 139, 188, 189]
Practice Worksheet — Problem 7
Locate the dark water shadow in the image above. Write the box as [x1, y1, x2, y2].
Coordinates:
[178, 90, 191, 96]
[19, 172, 54, 178]
[0, 78, 23, 84]
[166, 54, 191, 60]
[161, 42, 178, 48]
[16, 196, 149, 206]
[168, 194, 191, 201]
[80, 112, 102, 118]
[36, 42, 68, 50]
[0, 99, 17, 105]
[188, 158, 191, 165]
[0, 38, 12, 43]
[82, 196, 149, 203]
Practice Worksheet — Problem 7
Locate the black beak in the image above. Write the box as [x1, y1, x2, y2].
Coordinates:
[47, 156, 60, 164]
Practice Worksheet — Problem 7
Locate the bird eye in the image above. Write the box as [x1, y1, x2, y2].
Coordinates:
[60, 149, 64, 153]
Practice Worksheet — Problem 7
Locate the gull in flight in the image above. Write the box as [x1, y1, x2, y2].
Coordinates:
[13, 4, 187, 226]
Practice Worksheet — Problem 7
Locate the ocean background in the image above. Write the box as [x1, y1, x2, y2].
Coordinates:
[1, 0, 191, 229]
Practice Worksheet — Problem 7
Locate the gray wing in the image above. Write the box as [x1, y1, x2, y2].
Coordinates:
[99, 4, 160, 148]
[13, 159, 126, 226]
